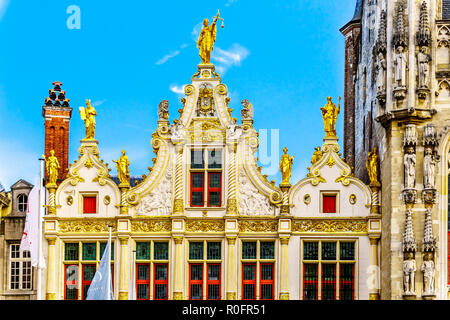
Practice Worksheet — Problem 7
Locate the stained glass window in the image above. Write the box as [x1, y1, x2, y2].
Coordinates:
[82, 243, 96, 261]
[242, 242, 257, 259]
[339, 242, 355, 260]
[303, 242, 319, 260]
[189, 242, 204, 260]
[207, 242, 221, 260]
[65, 243, 79, 261]
[154, 242, 169, 260]
[321, 242, 337, 260]
[260, 242, 275, 259]
[136, 242, 151, 260]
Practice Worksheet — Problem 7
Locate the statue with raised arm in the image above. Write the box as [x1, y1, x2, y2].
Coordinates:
[280, 147, 294, 186]
[44, 150, 60, 186]
[79, 99, 97, 140]
[320, 96, 341, 138]
[197, 10, 224, 64]
[113, 150, 130, 186]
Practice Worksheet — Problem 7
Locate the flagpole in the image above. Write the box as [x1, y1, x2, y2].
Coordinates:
[107, 225, 112, 300]
[37, 157, 45, 300]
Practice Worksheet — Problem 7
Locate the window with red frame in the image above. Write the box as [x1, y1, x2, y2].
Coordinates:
[82, 264, 96, 300]
[64, 265, 79, 300]
[190, 149, 222, 207]
[302, 241, 355, 300]
[322, 194, 337, 213]
[83, 196, 97, 214]
[207, 264, 221, 300]
[260, 263, 274, 300]
[242, 263, 256, 300]
[135, 241, 169, 300]
[189, 264, 203, 300]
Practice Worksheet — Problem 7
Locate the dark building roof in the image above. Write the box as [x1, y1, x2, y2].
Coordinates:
[340, 0, 364, 32]
[444, 0, 450, 19]
[110, 176, 143, 187]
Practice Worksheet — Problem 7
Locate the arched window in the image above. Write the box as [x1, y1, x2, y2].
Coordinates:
[18, 194, 28, 212]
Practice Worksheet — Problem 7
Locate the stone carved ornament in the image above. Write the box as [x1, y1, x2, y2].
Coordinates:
[135, 168, 173, 215]
[421, 252, 435, 295]
[423, 147, 436, 189]
[239, 170, 273, 216]
[404, 147, 416, 189]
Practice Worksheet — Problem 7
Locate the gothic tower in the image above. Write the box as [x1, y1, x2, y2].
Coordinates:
[42, 81, 72, 182]
[342, 0, 450, 299]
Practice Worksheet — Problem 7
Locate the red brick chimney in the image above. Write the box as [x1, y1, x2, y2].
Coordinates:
[42, 81, 72, 182]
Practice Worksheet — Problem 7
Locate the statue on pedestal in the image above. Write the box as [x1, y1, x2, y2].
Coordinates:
[79, 99, 97, 140]
[394, 46, 407, 88]
[113, 150, 130, 186]
[404, 147, 416, 189]
[366, 147, 380, 186]
[320, 96, 340, 138]
[376, 53, 387, 94]
[279, 147, 294, 186]
[423, 147, 436, 189]
[421, 252, 435, 295]
[158, 100, 169, 121]
[403, 252, 416, 295]
[417, 46, 431, 89]
[197, 10, 224, 64]
[44, 150, 60, 186]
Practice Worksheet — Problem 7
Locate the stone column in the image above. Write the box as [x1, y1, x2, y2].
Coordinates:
[46, 186, 57, 215]
[226, 142, 238, 215]
[369, 237, 380, 300]
[226, 237, 237, 299]
[173, 144, 184, 215]
[173, 236, 184, 300]
[45, 238, 57, 300]
[119, 185, 130, 215]
[279, 237, 290, 300]
[118, 237, 129, 300]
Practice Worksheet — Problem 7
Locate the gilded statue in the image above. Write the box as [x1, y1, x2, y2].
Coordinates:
[113, 150, 130, 186]
[44, 150, 60, 186]
[320, 96, 340, 138]
[311, 147, 323, 165]
[280, 147, 294, 186]
[197, 10, 224, 64]
[79, 99, 97, 140]
[366, 147, 380, 186]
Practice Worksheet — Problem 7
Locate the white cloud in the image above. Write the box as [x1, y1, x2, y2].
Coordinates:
[156, 50, 180, 65]
[0, 0, 10, 21]
[169, 84, 187, 95]
[212, 43, 250, 75]
[92, 99, 107, 107]
[225, 0, 238, 7]
[191, 22, 203, 42]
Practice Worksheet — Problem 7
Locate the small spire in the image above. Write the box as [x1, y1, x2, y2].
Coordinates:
[423, 208, 436, 252]
[393, 1, 407, 48]
[402, 209, 417, 252]
[375, 10, 387, 54]
[417, 1, 431, 47]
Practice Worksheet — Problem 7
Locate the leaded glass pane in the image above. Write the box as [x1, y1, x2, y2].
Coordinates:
[207, 242, 221, 260]
[82, 243, 96, 261]
[155, 265, 167, 280]
[10, 261, 19, 289]
[208, 284, 220, 300]
[22, 261, 32, 290]
[208, 150, 222, 169]
[154, 242, 169, 260]
[261, 284, 273, 300]
[208, 264, 220, 280]
[192, 173, 204, 188]
[243, 264, 256, 280]
[339, 242, 355, 260]
[191, 150, 204, 169]
[189, 242, 204, 260]
[243, 284, 255, 299]
[192, 192, 204, 206]
[260, 264, 273, 280]
[242, 242, 257, 259]
[303, 242, 318, 260]
[65, 265, 78, 300]
[136, 242, 151, 260]
[137, 284, 149, 300]
[339, 264, 354, 300]
[321, 242, 337, 260]
[100, 242, 114, 260]
[303, 264, 318, 300]
[83, 265, 96, 281]
[190, 265, 203, 280]
[65, 243, 79, 261]
[321, 264, 336, 300]
[260, 242, 275, 259]
[209, 173, 221, 188]
[190, 284, 202, 300]
[137, 264, 150, 280]
[208, 192, 221, 206]
[154, 284, 167, 299]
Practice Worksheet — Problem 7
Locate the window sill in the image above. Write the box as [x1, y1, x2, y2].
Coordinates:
[3, 290, 35, 296]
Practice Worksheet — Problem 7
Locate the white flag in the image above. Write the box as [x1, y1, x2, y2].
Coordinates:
[19, 184, 39, 267]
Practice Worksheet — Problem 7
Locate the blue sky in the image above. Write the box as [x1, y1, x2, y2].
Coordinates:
[0, 0, 355, 189]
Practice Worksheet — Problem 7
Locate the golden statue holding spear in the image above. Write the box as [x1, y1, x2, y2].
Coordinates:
[197, 10, 224, 64]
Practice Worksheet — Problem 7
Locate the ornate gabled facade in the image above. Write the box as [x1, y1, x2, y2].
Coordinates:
[342, 0, 450, 299]
[36, 13, 378, 301]
[0, 180, 35, 300]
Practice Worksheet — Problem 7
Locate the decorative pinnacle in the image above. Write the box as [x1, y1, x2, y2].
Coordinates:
[417, 1, 431, 47]
[423, 208, 436, 252]
[44, 81, 70, 107]
[393, 1, 407, 48]
[402, 209, 417, 252]
[376, 10, 387, 54]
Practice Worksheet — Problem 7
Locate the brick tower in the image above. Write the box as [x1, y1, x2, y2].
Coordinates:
[42, 81, 72, 182]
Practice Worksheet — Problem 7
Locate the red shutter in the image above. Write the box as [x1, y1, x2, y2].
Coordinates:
[323, 195, 336, 213]
[83, 196, 97, 214]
